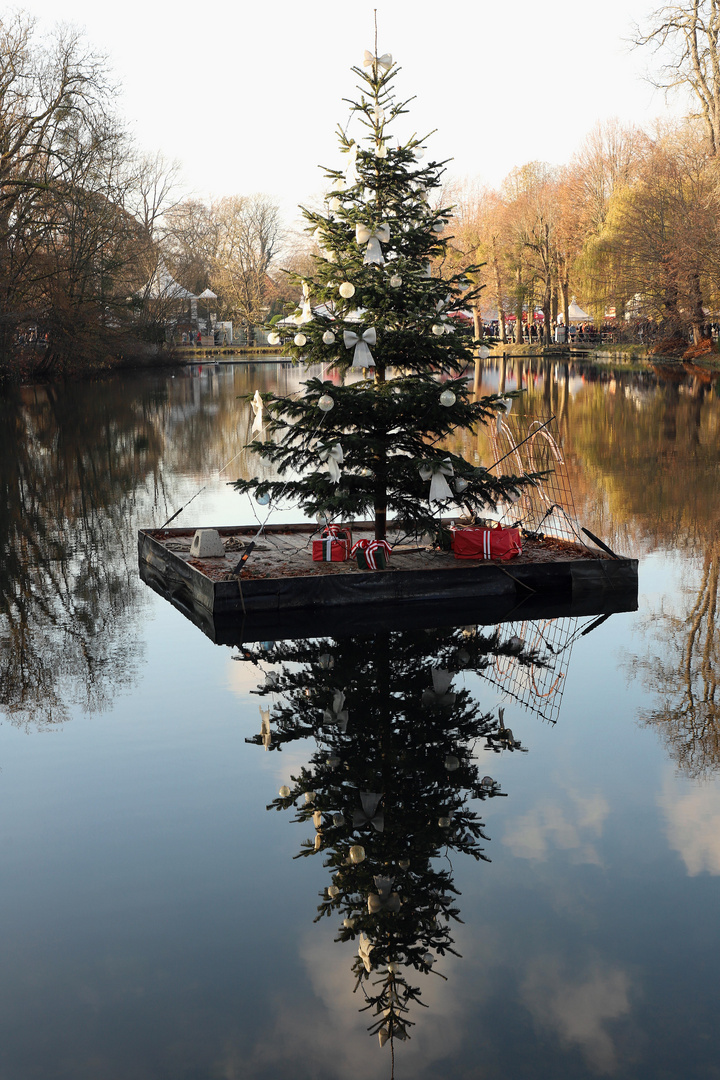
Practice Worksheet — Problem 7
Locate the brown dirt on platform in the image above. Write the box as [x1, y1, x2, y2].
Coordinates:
[153, 528, 610, 583]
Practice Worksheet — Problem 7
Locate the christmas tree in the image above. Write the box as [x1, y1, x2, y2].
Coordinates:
[242, 623, 541, 1048]
[234, 49, 539, 541]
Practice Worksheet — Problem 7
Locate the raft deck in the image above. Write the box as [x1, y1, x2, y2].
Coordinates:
[138, 522, 638, 644]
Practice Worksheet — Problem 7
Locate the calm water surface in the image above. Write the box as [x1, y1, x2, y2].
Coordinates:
[1, 358, 719, 1079]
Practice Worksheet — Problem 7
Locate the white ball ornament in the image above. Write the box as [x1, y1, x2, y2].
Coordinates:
[387, 962, 399, 974]
[279, 786, 291, 797]
[322, 330, 336, 345]
[398, 858, 410, 870]
[478, 345, 491, 359]
[329, 197, 341, 211]
[256, 491, 271, 506]
[339, 281, 356, 299]
[390, 274, 402, 288]
[439, 389, 456, 407]
[444, 755, 460, 771]
[349, 845, 366, 864]
[293, 333, 306, 347]
[415, 147, 425, 160]
[438, 816, 452, 828]
[267, 331, 280, 345]
[433, 221, 445, 233]
[318, 394, 335, 412]
[455, 477, 469, 494]
[431, 324, 445, 336]
[375, 144, 388, 158]
[328, 885, 340, 898]
[332, 813, 344, 827]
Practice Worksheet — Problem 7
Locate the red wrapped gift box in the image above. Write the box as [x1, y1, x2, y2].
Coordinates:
[451, 525, 522, 562]
[312, 524, 352, 562]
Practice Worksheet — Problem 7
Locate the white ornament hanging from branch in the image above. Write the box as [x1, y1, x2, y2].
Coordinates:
[343, 327, 376, 368]
[319, 443, 344, 484]
[356, 222, 390, 265]
[250, 389, 264, 434]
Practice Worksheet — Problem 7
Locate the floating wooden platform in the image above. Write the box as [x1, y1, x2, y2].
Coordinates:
[138, 523, 638, 644]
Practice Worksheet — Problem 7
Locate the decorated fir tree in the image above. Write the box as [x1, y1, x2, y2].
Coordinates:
[234, 49, 538, 541]
[242, 623, 540, 1047]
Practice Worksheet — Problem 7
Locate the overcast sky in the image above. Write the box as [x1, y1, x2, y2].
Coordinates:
[24, 0, 684, 223]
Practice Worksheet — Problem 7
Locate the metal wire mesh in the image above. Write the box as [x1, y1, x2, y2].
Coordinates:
[489, 414, 582, 543]
[478, 615, 583, 726]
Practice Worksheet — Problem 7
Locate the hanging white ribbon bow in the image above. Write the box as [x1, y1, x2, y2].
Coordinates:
[345, 142, 360, 187]
[418, 458, 454, 502]
[363, 50, 393, 73]
[422, 667, 457, 709]
[352, 791, 384, 833]
[356, 222, 390, 265]
[367, 874, 401, 914]
[358, 933, 374, 972]
[259, 706, 271, 750]
[323, 689, 349, 733]
[319, 443, 344, 484]
[343, 326, 376, 368]
[251, 390, 264, 435]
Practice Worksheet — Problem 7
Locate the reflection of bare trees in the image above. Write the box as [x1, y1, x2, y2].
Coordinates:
[629, 539, 720, 777]
[0, 383, 167, 726]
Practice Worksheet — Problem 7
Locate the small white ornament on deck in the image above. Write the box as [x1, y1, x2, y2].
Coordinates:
[439, 389, 456, 407]
[189, 529, 225, 558]
[318, 394, 335, 412]
[339, 281, 356, 299]
[279, 785, 291, 798]
[431, 324, 445, 336]
[267, 331, 280, 345]
[390, 274, 402, 288]
[293, 333, 307, 347]
[322, 330, 336, 345]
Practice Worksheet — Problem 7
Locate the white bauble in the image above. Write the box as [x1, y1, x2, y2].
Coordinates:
[293, 333, 306, 346]
[431, 324, 445, 336]
[390, 274, 402, 288]
[339, 281, 355, 299]
[439, 389, 456, 407]
[318, 394, 335, 412]
[322, 330, 336, 345]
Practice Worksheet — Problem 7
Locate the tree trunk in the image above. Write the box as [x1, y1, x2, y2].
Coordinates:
[374, 363, 387, 540]
[690, 271, 711, 343]
[514, 265, 523, 345]
[491, 236, 507, 343]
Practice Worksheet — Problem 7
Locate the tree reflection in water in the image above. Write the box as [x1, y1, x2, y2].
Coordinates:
[0, 384, 165, 726]
[241, 624, 547, 1059]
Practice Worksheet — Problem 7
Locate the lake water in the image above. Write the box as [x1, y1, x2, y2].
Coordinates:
[1, 357, 719, 1080]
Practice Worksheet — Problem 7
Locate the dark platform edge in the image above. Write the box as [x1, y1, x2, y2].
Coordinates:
[138, 525, 639, 645]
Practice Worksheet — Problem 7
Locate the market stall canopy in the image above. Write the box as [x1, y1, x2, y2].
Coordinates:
[139, 262, 196, 301]
[568, 299, 590, 322]
[197, 288, 218, 300]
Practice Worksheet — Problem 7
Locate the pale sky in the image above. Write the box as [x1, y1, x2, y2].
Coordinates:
[23, 0, 682, 225]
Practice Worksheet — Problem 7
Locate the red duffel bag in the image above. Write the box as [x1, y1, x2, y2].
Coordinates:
[451, 525, 522, 562]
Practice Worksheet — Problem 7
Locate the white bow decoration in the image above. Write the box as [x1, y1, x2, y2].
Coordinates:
[422, 667, 457, 709]
[356, 222, 390, 265]
[352, 791, 384, 833]
[259, 706, 272, 751]
[358, 933, 374, 973]
[363, 50, 393, 73]
[251, 390, 264, 435]
[367, 875, 401, 914]
[345, 142, 360, 187]
[323, 689, 349, 733]
[344, 327, 376, 368]
[418, 458, 454, 502]
[319, 443, 344, 484]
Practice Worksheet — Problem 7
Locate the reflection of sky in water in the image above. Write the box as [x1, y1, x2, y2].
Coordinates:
[0, 362, 718, 1079]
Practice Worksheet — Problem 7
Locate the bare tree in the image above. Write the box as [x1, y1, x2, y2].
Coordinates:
[635, 0, 720, 154]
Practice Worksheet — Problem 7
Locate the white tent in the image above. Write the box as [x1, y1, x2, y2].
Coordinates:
[567, 299, 590, 323]
[139, 262, 196, 301]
